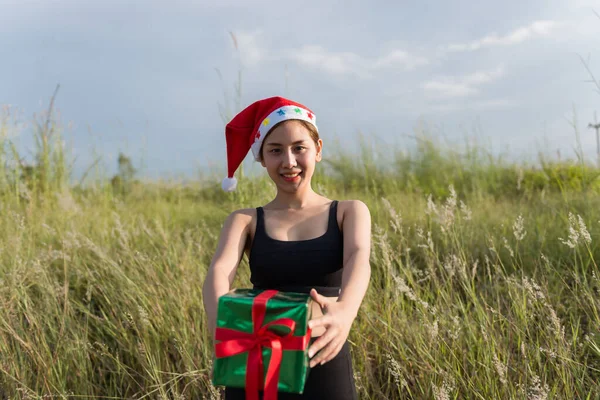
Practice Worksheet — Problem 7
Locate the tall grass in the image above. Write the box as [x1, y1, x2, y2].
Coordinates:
[1, 105, 600, 399]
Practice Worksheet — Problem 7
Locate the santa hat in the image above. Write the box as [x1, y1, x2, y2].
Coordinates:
[221, 96, 318, 191]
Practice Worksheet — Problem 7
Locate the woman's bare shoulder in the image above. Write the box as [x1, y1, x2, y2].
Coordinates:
[225, 208, 257, 228]
[228, 207, 256, 218]
[338, 200, 370, 215]
[226, 208, 258, 252]
[337, 200, 370, 233]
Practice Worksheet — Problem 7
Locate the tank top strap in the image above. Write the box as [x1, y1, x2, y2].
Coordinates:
[255, 207, 266, 238]
[328, 200, 340, 234]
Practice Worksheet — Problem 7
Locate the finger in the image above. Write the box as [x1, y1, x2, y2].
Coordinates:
[311, 338, 340, 367]
[310, 288, 329, 310]
[320, 341, 344, 365]
[308, 329, 336, 359]
[320, 338, 343, 363]
[308, 328, 338, 361]
[308, 315, 332, 330]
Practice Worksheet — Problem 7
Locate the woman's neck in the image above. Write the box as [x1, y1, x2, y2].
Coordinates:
[269, 189, 324, 210]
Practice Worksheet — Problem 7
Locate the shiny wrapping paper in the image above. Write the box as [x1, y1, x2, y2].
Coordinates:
[212, 289, 313, 397]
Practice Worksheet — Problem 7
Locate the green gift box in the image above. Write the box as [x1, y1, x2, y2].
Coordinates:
[212, 289, 313, 399]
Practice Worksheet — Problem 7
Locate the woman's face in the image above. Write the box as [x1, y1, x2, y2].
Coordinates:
[260, 120, 322, 193]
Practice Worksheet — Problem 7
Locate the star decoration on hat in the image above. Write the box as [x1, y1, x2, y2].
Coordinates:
[277, 109, 286, 116]
[307, 112, 314, 120]
[294, 108, 302, 114]
[262, 118, 270, 126]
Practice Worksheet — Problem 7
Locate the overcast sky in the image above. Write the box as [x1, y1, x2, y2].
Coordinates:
[1, 0, 600, 179]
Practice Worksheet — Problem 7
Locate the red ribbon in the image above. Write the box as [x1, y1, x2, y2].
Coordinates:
[215, 290, 311, 400]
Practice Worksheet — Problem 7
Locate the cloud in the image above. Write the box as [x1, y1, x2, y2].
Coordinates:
[372, 50, 429, 70]
[422, 81, 477, 98]
[286, 45, 428, 78]
[287, 46, 364, 76]
[422, 66, 505, 98]
[447, 20, 558, 52]
[429, 98, 517, 114]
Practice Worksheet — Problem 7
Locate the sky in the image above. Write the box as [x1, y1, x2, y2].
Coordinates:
[1, 0, 600, 180]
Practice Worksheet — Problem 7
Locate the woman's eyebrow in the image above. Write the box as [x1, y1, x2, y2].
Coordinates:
[265, 140, 307, 146]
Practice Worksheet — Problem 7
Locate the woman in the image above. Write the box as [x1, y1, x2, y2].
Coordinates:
[202, 96, 371, 399]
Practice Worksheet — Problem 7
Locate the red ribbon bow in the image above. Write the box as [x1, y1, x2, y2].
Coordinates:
[215, 290, 311, 400]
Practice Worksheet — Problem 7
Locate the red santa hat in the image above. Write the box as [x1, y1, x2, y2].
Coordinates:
[221, 96, 318, 191]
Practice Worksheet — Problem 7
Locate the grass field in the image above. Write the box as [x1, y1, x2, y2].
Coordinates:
[1, 106, 600, 399]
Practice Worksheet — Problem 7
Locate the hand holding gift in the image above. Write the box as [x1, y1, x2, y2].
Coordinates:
[307, 288, 355, 368]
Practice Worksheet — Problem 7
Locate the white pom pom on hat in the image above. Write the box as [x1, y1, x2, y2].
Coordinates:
[221, 96, 318, 191]
[221, 176, 237, 192]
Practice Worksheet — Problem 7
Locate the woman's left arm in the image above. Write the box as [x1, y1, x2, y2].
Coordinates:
[308, 200, 372, 367]
[337, 200, 372, 315]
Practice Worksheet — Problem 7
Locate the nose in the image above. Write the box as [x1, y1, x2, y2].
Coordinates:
[282, 149, 297, 168]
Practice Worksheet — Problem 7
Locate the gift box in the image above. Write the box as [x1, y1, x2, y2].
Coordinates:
[212, 289, 313, 400]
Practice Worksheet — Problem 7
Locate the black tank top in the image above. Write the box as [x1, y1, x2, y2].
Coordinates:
[249, 201, 343, 297]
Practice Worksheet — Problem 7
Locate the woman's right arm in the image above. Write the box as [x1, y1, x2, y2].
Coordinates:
[202, 209, 252, 339]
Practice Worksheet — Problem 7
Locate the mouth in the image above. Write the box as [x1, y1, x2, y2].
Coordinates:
[280, 171, 302, 182]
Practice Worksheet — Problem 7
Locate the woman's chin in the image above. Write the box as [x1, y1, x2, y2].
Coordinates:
[276, 179, 310, 192]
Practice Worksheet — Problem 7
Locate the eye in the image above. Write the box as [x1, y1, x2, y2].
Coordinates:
[294, 146, 306, 151]
[269, 149, 281, 153]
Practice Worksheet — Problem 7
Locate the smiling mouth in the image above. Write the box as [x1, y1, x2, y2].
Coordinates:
[280, 172, 302, 181]
[281, 172, 301, 177]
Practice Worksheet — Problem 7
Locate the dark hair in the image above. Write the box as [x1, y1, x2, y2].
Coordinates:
[258, 119, 320, 161]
